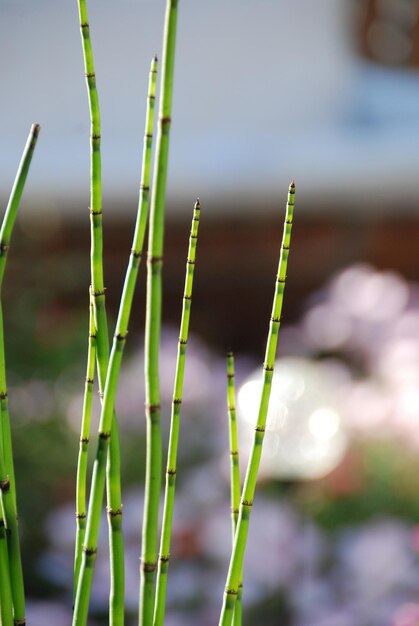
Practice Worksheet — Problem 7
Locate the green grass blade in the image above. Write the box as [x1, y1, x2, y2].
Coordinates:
[74, 299, 96, 597]
[140, 3, 179, 624]
[153, 199, 201, 626]
[218, 183, 296, 626]
[72, 55, 158, 626]
[226, 352, 242, 626]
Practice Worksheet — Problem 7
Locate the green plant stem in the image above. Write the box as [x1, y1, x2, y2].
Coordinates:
[75, 3, 125, 624]
[72, 56, 157, 626]
[153, 200, 201, 626]
[226, 352, 242, 626]
[0, 122, 40, 626]
[140, 2, 179, 624]
[218, 183, 296, 626]
[0, 506, 13, 626]
[74, 299, 96, 597]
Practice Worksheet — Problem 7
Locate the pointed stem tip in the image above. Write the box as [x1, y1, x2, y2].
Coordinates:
[290, 180, 295, 189]
[194, 198, 200, 210]
[31, 123, 41, 136]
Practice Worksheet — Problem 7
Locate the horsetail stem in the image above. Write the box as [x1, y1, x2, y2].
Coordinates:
[75, 2, 125, 624]
[0, 508, 13, 626]
[141, 1, 179, 624]
[218, 183, 296, 626]
[74, 299, 96, 597]
[153, 199, 201, 626]
[72, 54, 158, 626]
[0, 122, 40, 626]
[226, 352, 242, 626]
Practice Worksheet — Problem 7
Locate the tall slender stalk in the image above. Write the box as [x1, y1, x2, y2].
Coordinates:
[153, 199, 201, 626]
[0, 122, 40, 626]
[73, 56, 158, 626]
[218, 182, 296, 626]
[141, 1, 180, 624]
[226, 352, 242, 626]
[75, 2, 125, 623]
[74, 299, 96, 596]
[0, 505, 13, 626]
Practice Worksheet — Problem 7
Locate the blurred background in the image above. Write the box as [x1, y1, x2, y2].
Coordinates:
[2, 0, 419, 624]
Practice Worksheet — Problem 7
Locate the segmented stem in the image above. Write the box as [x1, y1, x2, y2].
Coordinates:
[74, 3, 125, 624]
[74, 299, 96, 596]
[141, 1, 180, 624]
[226, 352, 242, 626]
[0, 122, 40, 626]
[218, 183, 296, 626]
[153, 200, 201, 626]
[0, 508, 13, 626]
[72, 55, 157, 626]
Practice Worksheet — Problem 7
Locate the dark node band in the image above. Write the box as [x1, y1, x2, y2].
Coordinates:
[277, 276, 286, 283]
[89, 333, 97, 340]
[231, 507, 239, 514]
[289, 186, 296, 194]
[263, 364, 274, 372]
[282, 245, 290, 250]
[228, 406, 236, 413]
[167, 469, 177, 476]
[230, 450, 239, 456]
[0, 391, 7, 400]
[80, 436, 89, 444]
[179, 338, 187, 345]
[140, 184, 150, 191]
[271, 316, 281, 323]
[131, 249, 142, 259]
[186, 258, 195, 265]
[91, 133, 101, 140]
[286, 219, 293, 224]
[225, 588, 238, 596]
[144, 133, 153, 140]
[86, 378, 94, 385]
[106, 506, 123, 517]
[190, 234, 198, 239]
[255, 425, 266, 433]
[141, 560, 157, 573]
[0, 479, 10, 492]
[242, 499, 253, 507]
[115, 332, 127, 342]
[99, 431, 111, 440]
[227, 373, 235, 379]
[80, 22, 89, 29]
[14, 620, 26, 626]
[85, 72, 95, 79]
[145, 403, 160, 413]
[91, 288, 106, 297]
[160, 116, 172, 126]
[173, 398, 182, 405]
[147, 254, 163, 264]
[0, 243, 10, 254]
[88, 207, 102, 216]
[83, 546, 97, 557]
[183, 295, 192, 301]
[75, 512, 86, 520]
[148, 94, 156, 101]
[159, 554, 170, 563]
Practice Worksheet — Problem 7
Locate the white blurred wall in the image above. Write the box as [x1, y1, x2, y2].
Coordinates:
[1, 0, 419, 216]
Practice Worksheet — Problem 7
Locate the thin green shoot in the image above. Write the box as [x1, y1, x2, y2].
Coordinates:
[72, 56, 158, 626]
[226, 352, 243, 626]
[218, 182, 296, 626]
[141, 1, 180, 623]
[153, 199, 202, 626]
